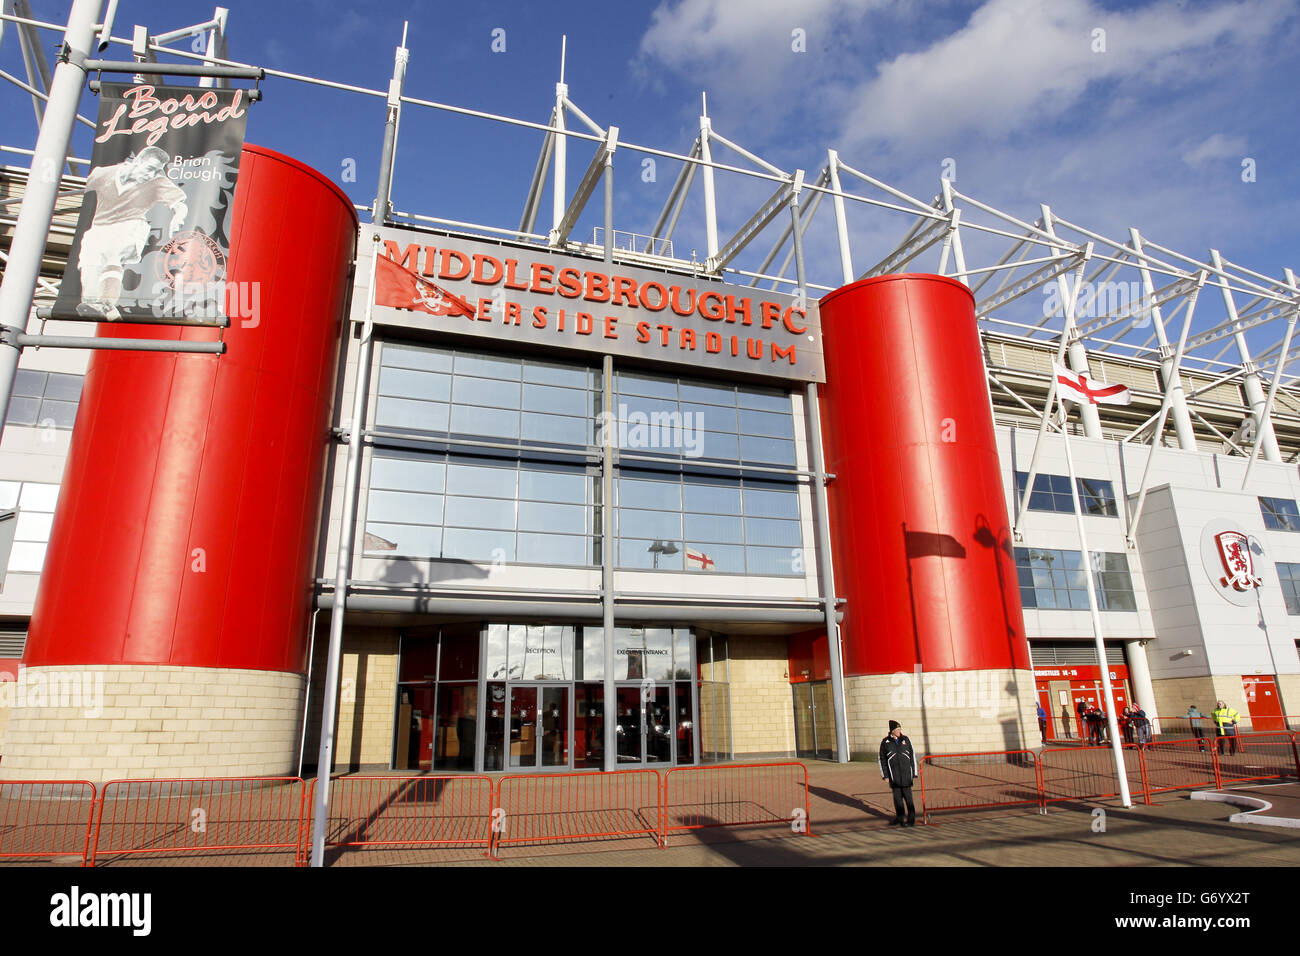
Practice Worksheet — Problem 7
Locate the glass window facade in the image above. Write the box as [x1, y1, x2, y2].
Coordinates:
[1259, 496, 1300, 532]
[363, 340, 804, 575]
[613, 372, 795, 465]
[613, 370, 802, 576]
[1014, 471, 1118, 517]
[365, 342, 599, 566]
[376, 342, 598, 448]
[0, 481, 61, 574]
[6, 371, 83, 429]
[1277, 562, 1300, 615]
[616, 469, 802, 575]
[1014, 547, 1137, 611]
[366, 450, 594, 566]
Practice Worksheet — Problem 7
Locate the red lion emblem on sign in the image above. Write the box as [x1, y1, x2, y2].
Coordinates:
[1215, 531, 1262, 591]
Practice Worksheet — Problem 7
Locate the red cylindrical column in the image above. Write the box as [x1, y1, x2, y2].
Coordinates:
[818, 274, 1030, 677]
[25, 144, 356, 671]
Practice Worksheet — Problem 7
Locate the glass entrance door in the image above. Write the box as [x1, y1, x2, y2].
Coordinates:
[615, 684, 672, 764]
[507, 684, 571, 770]
[793, 681, 833, 760]
[810, 681, 834, 758]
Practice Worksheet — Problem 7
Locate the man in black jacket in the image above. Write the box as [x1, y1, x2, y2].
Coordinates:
[879, 720, 919, 826]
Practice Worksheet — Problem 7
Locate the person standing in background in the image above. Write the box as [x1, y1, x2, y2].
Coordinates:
[1187, 704, 1207, 752]
[879, 720, 919, 827]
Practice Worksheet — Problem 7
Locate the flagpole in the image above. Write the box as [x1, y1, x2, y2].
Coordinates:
[1058, 400, 1133, 808]
[1013, 246, 1091, 539]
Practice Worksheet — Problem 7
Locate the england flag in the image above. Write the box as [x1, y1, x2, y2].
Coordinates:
[1053, 363, 1132, 406]
[685, 547, 716, 571]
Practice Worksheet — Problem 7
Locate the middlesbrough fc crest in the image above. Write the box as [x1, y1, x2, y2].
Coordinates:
[1215, 531, 1262, 592]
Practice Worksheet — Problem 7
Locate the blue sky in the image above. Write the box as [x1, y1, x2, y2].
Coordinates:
[3, 0, 1299, 326]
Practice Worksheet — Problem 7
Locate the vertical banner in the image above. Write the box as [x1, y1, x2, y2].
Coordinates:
[56, 83, 251, 325]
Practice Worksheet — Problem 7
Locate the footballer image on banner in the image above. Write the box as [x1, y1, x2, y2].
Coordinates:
[55, 83, 251, 325]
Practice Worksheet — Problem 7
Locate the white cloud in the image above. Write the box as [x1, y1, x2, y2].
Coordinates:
[1181, 133, 1247, 167]
[633, 0, 898, 112]
[639, 0, 883, 67]
[840, 0, 1288, 149]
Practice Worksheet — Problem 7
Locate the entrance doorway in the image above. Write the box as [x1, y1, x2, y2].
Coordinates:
[1242, 675, 1285, 732]
[1069, 680, 1129, 743]
[507, 684, 571, 769]
[614, 684, 674, 764]
[792, 681, 834, 759]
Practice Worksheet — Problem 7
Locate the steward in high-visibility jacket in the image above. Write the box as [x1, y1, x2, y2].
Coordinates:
[1211, 703, 1240, 730]
[1211, 701, 1241, 755]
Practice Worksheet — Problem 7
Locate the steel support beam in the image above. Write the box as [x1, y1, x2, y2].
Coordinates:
[707, 170, 799, 275]
[0, 0, 102, 433]
[1242, 267, 1300, 488]
[550, 126, 617, 247]
[371, 36, 408, 225]
[1211, 249, 1280, 462]
[827, 149, 854, 285]
[699, 101, 718, 260]
[518, 109, 555, 237]
[1042, 205, 1101, 439]
[1133, 229, 1197, 449]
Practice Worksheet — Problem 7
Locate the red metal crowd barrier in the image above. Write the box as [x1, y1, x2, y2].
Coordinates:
[923, 733, 1298, 815]
[0, 780, 97, 865]
[918, 751, 1041, 820]
[13, 735, 1284, 867]
[661, 762, 810, 842]
[492, 769, 661, 857]
[1150, 715, 1300, 737]
[89, 777, 307, 866]
[1039, 745, 1147, 806]
[312, 775, 493, 859]
[1138, 737, 1221, 794]
[1212, 731, 1300, 785]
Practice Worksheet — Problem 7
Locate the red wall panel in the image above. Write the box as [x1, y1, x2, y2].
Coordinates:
[24, 145, 357, 673]
[817, 274, 1030, 676]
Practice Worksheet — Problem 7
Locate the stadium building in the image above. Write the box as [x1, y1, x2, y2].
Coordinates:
[0, 7, 1297, 782]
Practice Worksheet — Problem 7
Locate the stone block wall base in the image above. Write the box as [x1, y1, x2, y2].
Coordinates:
[0, 664, 305, 783]
[844, 668, 1040, 757]
[1148, 676, 1219, 725]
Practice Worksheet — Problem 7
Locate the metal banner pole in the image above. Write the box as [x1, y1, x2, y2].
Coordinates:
[601, 354, 616, 771]
[0, 0, 104, 428]
[310, 31, 408, 865]
[790, 189, 849, 762]
[1059, 400, 1133, 808]
[310, 238, 379, 866]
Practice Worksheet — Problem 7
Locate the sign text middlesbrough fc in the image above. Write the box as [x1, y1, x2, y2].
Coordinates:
[370, 225, 825, 383]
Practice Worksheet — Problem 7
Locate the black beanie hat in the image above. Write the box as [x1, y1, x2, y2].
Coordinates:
[888, 720, 901, 732]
